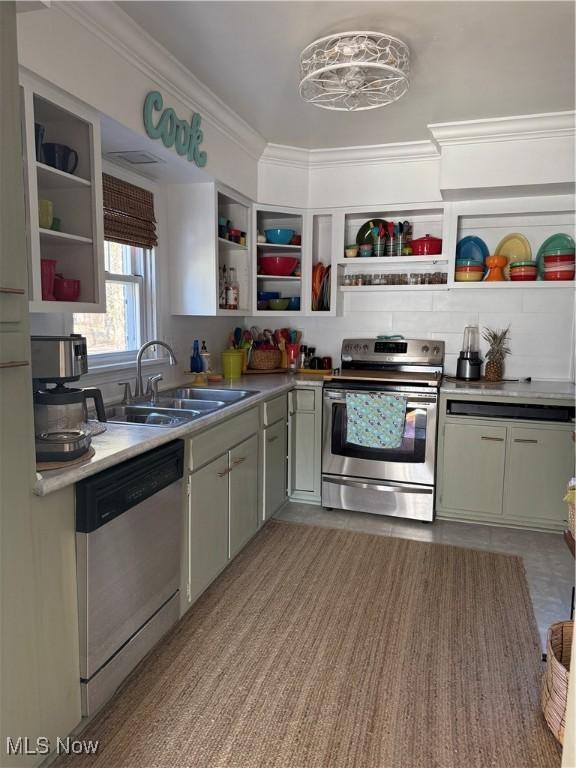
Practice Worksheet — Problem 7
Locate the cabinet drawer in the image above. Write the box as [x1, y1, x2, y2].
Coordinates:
[263, 394, 287, 426]
[189, 407, 258, 470]
[293, 388, 316, 412]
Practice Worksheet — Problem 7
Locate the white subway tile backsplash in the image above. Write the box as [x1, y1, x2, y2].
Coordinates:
[345, 292, 434, 312]
[433, 289, 523, 313]
[246, 284, 574, 382]
[522, 288, 575, 314]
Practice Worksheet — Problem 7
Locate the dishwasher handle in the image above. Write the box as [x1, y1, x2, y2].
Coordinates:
[76, 440, 184, 533]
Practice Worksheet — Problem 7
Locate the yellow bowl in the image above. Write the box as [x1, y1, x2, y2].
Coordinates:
[454, 271, 484, 282]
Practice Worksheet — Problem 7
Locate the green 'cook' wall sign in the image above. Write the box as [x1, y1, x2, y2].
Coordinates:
[143, 91, 207, 168]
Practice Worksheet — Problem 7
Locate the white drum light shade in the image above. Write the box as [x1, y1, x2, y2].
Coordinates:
[299, 31, 410, 111]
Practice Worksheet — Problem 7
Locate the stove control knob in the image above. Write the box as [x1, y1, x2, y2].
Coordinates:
[432, 345, 441, 354]
[421, 344, 430, 353]
[362, 344, 369, 352]
[354, 344, 361, 352]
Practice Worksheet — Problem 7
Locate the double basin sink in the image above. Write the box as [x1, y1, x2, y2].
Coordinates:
[106, 387, 259, 428]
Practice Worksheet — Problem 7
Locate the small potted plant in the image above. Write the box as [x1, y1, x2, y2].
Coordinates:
[482, 327, 511, 382]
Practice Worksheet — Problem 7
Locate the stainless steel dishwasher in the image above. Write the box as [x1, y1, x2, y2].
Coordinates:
[75, 440, 184, 715]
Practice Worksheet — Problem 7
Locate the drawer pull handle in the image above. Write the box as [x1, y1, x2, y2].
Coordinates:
[232, 457, 246, 466]
[514, 438, 538, 444]
[0, 360, 29, 369]
[217, 468, 230, 478]
[268, 435, 279, 443]
[0, 287, 25, 295]
[481, 436, 504, 442]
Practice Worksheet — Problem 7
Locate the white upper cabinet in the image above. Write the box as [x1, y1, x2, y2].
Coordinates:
[167, 181, 251, 316]
[20, 70, 105, 313]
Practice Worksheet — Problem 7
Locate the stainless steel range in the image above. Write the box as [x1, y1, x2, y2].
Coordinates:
[322, 338, 444, 522]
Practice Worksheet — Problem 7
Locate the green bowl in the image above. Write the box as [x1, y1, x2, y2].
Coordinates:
[268, 298, 290, 311]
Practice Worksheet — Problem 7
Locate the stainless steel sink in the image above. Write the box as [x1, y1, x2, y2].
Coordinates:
[155, 397, 227, 411]
[106, 404, 201, 428]
[160, 387, 259, 404]
[105, 387, 259, 428]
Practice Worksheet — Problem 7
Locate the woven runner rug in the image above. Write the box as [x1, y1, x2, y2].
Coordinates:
[57, 520, 560, 768]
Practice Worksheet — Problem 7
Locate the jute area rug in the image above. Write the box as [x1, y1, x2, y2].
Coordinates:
[57, 520, 560, 768]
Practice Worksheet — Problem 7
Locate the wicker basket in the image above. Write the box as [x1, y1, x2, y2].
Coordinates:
[250, 349, 281, 370]
[542, 620, 573, 744]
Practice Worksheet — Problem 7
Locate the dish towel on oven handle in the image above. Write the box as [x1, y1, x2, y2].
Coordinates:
[345, 392, 407, 449]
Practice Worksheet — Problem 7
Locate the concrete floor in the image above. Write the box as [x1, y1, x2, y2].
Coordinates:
[275, 502, 575, 649]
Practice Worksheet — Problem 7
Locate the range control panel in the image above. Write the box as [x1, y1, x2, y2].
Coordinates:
[341, 338, 445, 366]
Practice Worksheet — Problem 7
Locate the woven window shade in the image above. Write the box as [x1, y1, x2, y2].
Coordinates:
[102, 173, 158, 248]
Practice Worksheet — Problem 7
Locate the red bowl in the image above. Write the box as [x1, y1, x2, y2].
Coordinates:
[259, 255, 299, 276]
[543, 270, 575, 281]
[53, 277, 81, 301]
[543, 254, 575, 264]
[510, 272, 537, 281]
[455, 265, 484, 272]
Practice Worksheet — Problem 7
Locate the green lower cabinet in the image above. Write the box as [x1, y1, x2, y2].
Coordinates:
[504, 426, 574, 528]
[263, 419, 287, 520]
[187, 453, 230, 603]
[288, 387, 322, 503]
[440, 422, 507, 517]
[229, 434, 259, 558]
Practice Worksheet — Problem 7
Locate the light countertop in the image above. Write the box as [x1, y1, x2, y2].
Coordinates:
[440, 378, 575, 400]
[35, 372, 574, 496]
[34, 373, 324, 496]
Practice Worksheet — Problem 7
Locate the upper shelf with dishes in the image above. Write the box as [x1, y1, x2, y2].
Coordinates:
[337, 206, 449, 291]
[452, 205, 575, 287]
[254, 207, 304, 314]
[20, 72, 105, 313]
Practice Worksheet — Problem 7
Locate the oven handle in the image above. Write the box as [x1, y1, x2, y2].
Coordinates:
[323, 476, 432, 495]
[324, 393, 437, 407]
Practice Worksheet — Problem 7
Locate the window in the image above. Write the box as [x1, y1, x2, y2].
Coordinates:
[74, 241, 155, 361]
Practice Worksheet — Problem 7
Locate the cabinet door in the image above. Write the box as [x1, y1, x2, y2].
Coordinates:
[188, 453, 229, 602]
[264, 419, 287, 520]
[441, 422, 507, 516]
[229, 434, 259, 558]
[290, 410, 317, 493]
[504, 426, 574, 529]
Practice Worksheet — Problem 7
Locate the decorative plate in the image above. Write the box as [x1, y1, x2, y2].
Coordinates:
[356, 219, 387, 246]
[536, 233, 576, 276]
[494, 233, 532, 280]
[455, 236, 489, 266]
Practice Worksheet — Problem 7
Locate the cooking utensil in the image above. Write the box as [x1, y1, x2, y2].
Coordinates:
[356, 218, 387, 246]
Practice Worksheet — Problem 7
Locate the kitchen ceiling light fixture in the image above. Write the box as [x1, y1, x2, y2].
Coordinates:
[299, 31, 410, 112]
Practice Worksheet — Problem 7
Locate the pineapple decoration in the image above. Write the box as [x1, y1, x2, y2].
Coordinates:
[482, 327, 511, 382]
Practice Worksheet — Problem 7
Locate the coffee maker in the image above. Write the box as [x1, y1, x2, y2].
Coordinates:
[456, 326, 482, 381]
[31, 335, 106, 462]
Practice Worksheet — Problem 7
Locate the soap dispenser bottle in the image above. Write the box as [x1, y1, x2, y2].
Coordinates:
[190, 339, 203, 373]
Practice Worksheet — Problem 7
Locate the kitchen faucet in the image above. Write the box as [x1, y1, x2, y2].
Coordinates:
[134, 340, 178, 400]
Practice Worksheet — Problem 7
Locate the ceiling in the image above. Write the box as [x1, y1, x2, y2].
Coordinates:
[119, 1, 575, 150]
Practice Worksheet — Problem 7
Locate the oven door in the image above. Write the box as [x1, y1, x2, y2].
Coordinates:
[322, 385, 438, 486]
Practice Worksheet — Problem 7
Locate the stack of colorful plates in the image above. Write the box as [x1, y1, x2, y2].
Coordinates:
[455, 263, 484, 282]
[509, 261, 537, 281]
[537, 234, 575, 280]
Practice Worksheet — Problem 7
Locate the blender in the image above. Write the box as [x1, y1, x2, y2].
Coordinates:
[456, 326, 482, 380]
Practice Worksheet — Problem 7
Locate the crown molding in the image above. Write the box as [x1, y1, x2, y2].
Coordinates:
[259, 144, 310, 170]
[429, 111, 576, 147]
[261, 140, 439, 171]
[56, 1, 267, 162]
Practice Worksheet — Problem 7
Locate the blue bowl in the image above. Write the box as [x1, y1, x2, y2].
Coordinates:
[257, 291, 280, 301]
[265, 228, 295, 245]
[287, 296, 300, 311]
